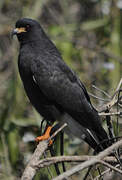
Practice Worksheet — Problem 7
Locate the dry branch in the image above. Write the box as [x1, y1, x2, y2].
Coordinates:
[99, 112, 121, 116]
[36, 155, 122, 169]
[53, 139, 122, 180]
[99, 160, 122, 174]
[21, 141, 48, 180]
[99, 78, 122, 112]
[94, 164, 120, 180]
[21, 123, 67, 180]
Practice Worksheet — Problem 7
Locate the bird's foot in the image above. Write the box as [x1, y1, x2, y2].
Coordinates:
[35, 126, 53, 146]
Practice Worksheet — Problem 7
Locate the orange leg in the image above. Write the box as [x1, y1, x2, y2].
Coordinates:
[35, 126, 53, 145]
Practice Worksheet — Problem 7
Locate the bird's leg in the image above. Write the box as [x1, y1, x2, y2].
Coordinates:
[35, 125, 53, 146]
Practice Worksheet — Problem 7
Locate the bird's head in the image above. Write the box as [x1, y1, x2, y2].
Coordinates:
[12, 18, 43, 43]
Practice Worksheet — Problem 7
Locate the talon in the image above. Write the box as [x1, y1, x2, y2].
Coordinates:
[35, 126, 53, 146]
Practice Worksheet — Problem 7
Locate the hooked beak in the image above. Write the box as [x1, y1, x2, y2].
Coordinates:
[11, 27, 27, 37]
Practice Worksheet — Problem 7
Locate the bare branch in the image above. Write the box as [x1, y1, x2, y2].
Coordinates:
[99, 160, 122, 174]
[35, 155, 122, 169]
[92, 85, 111, 98]
[88, 92, 109, 102]
[99, 112, 121, 116]
[21, 141, 48, 180]
[53, 139, 122, 180]
[112, 78, 122, 98]
[94, 164, 120, 180]
[21, 123, 67, 180]
[48, 123, 67, 142]
[99, 78, 122, 112]
[89, 79, 122, 112]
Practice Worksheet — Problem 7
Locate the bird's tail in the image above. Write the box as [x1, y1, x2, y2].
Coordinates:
[58, 113, 110, 153]
[86, 108, 111, 153]
[86, 127, 110, 153]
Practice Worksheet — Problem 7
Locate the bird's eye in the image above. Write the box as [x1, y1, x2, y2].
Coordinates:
[26, 24, 31, 31]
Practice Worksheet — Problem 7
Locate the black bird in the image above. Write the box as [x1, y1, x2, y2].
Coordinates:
[12, 18, 109, 153]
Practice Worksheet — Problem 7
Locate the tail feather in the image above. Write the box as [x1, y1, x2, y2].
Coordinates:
[87, 108, 110, 152]
[58, 114, 105, 153]
[59, 113, 111, 153]
[95, 127, 110, 151]
[84, 128, 109, 153]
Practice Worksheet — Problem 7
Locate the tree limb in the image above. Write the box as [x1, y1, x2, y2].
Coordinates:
[21, 141, 48, 180]
[99, 112, 122, 116]
[34, 155, 122, 169]
[21, 123, 67, 180]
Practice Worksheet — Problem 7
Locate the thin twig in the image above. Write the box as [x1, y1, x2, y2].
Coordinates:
[92, 85, 111, 98]
[88, 92, 109, 102]
[83, 166, 93, 180]
[112, 79, 122, 99]
[94, 164, 120, 180]
[99, 78, 122, 112]
[43, 152, 53, 179]
[99, 112, 122, 116]
[48, 123, 67, 142]
[99, 160, 122, 174]
[96, 166, 103, 180]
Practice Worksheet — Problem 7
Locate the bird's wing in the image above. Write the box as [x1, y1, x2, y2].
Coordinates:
[31, 56, 93, 116]
[31, 56, 106, 146]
